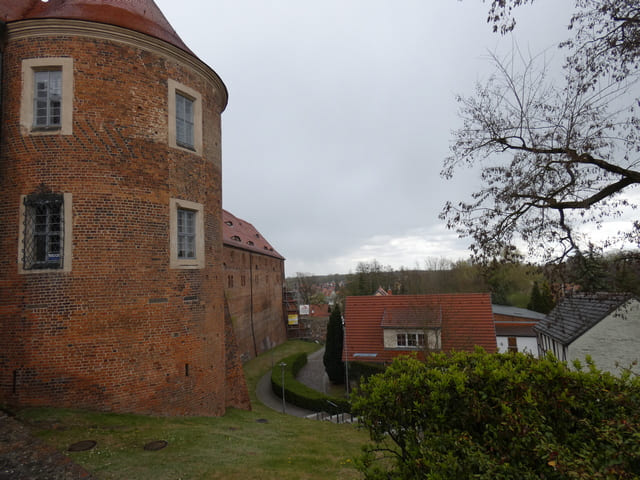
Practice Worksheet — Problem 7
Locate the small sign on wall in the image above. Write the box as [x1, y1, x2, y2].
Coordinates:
[288, 314, 299, 326]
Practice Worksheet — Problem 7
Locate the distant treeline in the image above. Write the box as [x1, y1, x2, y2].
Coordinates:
[288, 250, 640, 310]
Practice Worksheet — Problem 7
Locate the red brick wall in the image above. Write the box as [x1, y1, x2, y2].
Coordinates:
[223, 246, 287, 362]
[0, 21, 248, 416]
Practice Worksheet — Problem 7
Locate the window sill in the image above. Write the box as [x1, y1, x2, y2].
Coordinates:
[20, 267, 68, 274]
[385, 347, 435, 351]
[172, 263, 203, 270]
[176, 141, 196, 152]
[28, 127, 64, 136]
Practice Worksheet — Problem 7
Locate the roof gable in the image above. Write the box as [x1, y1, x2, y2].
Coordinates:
[534, 293, 636, 345]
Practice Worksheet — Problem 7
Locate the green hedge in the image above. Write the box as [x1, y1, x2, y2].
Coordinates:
[271, 353, 351, 414]
[348, 361, 386, 382]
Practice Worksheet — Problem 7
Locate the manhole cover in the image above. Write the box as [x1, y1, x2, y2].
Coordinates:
[68, 440, 97, 452]
[143, 440, 168, 451]
[256, 418, 269, 424]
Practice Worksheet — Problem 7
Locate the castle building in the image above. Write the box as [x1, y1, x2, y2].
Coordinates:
[222, 210, 287, 362]
[0, 0, 250, 416]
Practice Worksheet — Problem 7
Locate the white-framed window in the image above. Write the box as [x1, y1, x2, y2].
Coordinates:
[397, 333, 424, 348]
[168, 79, 202, 155]
[18, 192, 73, 274]
[386, 329, 439, 350]
[170, 198, 204, 269]
[21, 58, 73, 135]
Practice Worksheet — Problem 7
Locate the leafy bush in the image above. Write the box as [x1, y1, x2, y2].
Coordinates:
[271, 353, 350, 414]
[352, 350, 640, 479]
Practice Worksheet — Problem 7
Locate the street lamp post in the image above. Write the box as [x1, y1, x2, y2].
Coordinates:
[279, 362, 287, 414]
[342, 315, 349, 397]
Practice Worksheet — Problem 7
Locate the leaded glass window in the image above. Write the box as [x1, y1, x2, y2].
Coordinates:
[23, 194, 64, 270]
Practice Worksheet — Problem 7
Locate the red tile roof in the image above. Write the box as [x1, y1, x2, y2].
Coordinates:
[309, 304, 329, 317]
[222, 210, 284, 260]
[380, 306, 441, 329]
[344, 293, 497, 363]
[1, 0, 192, 54]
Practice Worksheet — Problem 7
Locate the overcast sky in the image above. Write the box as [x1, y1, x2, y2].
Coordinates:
[155, 0, 576, 276]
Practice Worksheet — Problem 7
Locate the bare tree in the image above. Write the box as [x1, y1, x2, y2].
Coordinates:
[441, 0, 640, 263]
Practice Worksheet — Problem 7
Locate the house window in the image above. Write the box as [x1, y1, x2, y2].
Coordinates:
[389, 330, 437, 350]
[19, 192, 72, 274]
[168, 79, 202, 154]
[21, 58, 73, 135]
[34, 70, 62, 128]
[170, 198, 204, 269]
[227, 275, 234, 288]
[177, 208, 196, 259]
[175, 92, 194, 149]
[508, 337, 518, 353]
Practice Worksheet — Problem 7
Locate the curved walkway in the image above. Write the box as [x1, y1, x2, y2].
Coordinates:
[255, 347, 330, 417]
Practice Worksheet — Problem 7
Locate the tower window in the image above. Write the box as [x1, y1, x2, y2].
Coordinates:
[177, 208, 196, 259]
[170, 198, 204, 269]
[21, 57, 73, 135]
[33, 70, 62, 128]
[175, 92, 194, 149]
[22, 193, 64, 270]
[168, 79, 202, 154]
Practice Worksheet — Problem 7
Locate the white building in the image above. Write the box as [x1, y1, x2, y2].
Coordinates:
[534, 293, 640, 375]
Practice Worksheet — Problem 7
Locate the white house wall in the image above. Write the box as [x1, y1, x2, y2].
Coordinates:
[568, 299, 640, 375]
[496, 336, 538, 357]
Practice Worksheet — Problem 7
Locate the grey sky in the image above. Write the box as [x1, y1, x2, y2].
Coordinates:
[155, 0, 575, 276]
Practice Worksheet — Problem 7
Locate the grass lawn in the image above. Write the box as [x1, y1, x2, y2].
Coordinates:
[11, 341, 369, 479]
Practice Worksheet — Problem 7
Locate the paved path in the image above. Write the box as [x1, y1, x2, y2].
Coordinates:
[255, 347, 330, 417]
[297, 347, 330, 393]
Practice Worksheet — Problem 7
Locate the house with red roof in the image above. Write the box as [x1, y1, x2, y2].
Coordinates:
[343, 294, 497, 364]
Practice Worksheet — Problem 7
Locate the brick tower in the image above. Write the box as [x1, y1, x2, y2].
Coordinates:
[0, 0, 250, 415]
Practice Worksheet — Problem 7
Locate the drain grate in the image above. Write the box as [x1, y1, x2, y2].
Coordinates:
[143, 440, 168, 451]
[68, 440, 97, 452]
